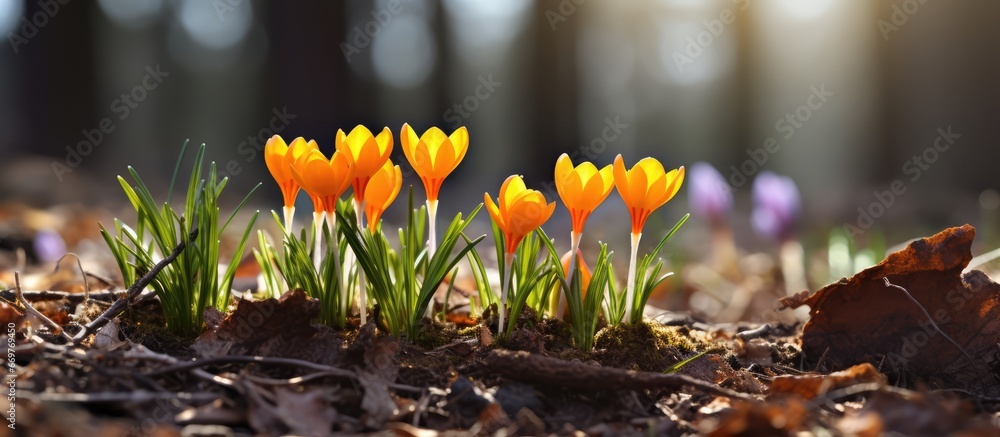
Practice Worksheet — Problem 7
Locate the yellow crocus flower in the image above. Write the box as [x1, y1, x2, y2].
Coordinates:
[264, 135, 318, 231]
[363, 160, 402, 233]
[613, 154, 684, 322]
[484, 175, 555, 332]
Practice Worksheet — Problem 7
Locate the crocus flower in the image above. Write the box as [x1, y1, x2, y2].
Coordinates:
[752, 172, 806, 298]
[400, 123, 469, 258]
[33, 229, 66, 264]
[351, 160, 402, 326]
[335, 125, 393, 225]
[613, 155, 685, 322]
[291, 148, 356, 220]
[688, 162, 732, 227]
[751, 171, 800, 242]
[363, 160, 403, 233]
[484, 175, 556, 332]
[265, 136, 318, 231]
[553, 153, 613, 316]
[290, 147, 356, 267]
[554, 153, 614, 251]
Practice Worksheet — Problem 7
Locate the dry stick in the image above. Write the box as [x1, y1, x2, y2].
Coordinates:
[19, 391, 222, 403]
[145, 354, 423, 393]
[54, 252, 91, 300]
[13, 272, 73, 342]
[883, 277, 988, 395]
[0, 289, 119, 303]
[71, 230, 196, 345]
[484, 350, 758, 402]
[125, 346, 236, 388]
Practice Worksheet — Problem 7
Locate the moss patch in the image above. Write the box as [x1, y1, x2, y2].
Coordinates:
[593, 322, 709, 372]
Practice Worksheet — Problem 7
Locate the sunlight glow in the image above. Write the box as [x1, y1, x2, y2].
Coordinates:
[775, 0, 836, 20]
[0, 0, 23, 36]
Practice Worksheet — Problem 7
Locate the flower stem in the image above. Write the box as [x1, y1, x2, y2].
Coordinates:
[624, 232, 641, 323]
[326, 211, 344, 326]
[557, 231, 582, 318]
[498, 252, 514, 337]
[282, 205, 295, 234]
[354, 199, 367, 326]
[424, 199, 439, 319]
[312, 211, 324, 270]
[427, 199, 438, 257]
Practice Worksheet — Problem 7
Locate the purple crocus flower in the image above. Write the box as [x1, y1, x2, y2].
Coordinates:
[33, 229, 66, 264]
[688, 162, 732, 226]
[752, 171, 800, 242]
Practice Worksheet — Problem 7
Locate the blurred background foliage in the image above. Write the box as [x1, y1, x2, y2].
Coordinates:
[0, 0, 998, 317]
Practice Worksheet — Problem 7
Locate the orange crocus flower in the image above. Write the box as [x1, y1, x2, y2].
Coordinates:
[362, 160, 402, 232]
[613, 155, 685, 235]
[400, 123, 469, 264]
[264, 136, 318, 230]
[554, 153, 614, 247]
[291, 148, 356, 216]
[400, 123, 469, 202]
[335, 125, 393, 207]
[484, 175, 556, 256]
[484, 174, 556, 333]
[613, 154, 684, 322]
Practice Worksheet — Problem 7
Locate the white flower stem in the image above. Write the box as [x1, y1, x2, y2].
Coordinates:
[282, 205, 295, 235]
[424, 199, 439, 319]
[624, 232, 641, 323]
[498, 252, 514, 336]
[556, 231, 582, 318]
[354, 199, 367, 325]
[312, 211, 324, 270]
[427, 199, 438, 257]
[325, 212, 345, 323]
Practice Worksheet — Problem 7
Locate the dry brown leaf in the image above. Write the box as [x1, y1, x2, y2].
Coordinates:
[841, 389, 997, 436]
[679, 354, 767, 394]
[769, 363, 885, 399]
[192, 289, 320, 359]
[792, 225, 1000, 395]
[702, 399, 809, 436]
[273, 387, 338, 436]
[360, 333, 400, 429]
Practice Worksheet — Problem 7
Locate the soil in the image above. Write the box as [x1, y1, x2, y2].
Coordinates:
[9, 225, 1000, 436]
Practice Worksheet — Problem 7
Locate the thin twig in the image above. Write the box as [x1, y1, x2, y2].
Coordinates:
[18, 391, 221, 403]
[71, 230, 196, 345]
[145, 355, 355, 379]
[146, 354, 422, 392]
[14, 272, 73, 342]
[123, 346, 235, 388]
[485, 350, 759, 401]
[54, 252, 90, 300]
[883, 278, 988, 395]
[0, 289, 121, 303]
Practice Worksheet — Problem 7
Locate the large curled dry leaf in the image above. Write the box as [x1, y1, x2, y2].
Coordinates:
[789, 225, 1000, 395]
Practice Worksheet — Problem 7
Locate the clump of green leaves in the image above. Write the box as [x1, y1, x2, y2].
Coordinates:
[253, 200, 355, 328]
[553, 242, 613, 352]
[340, 191, 484, 340]
[101, 142, 260, 337]
[500, 229, 561, 338]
